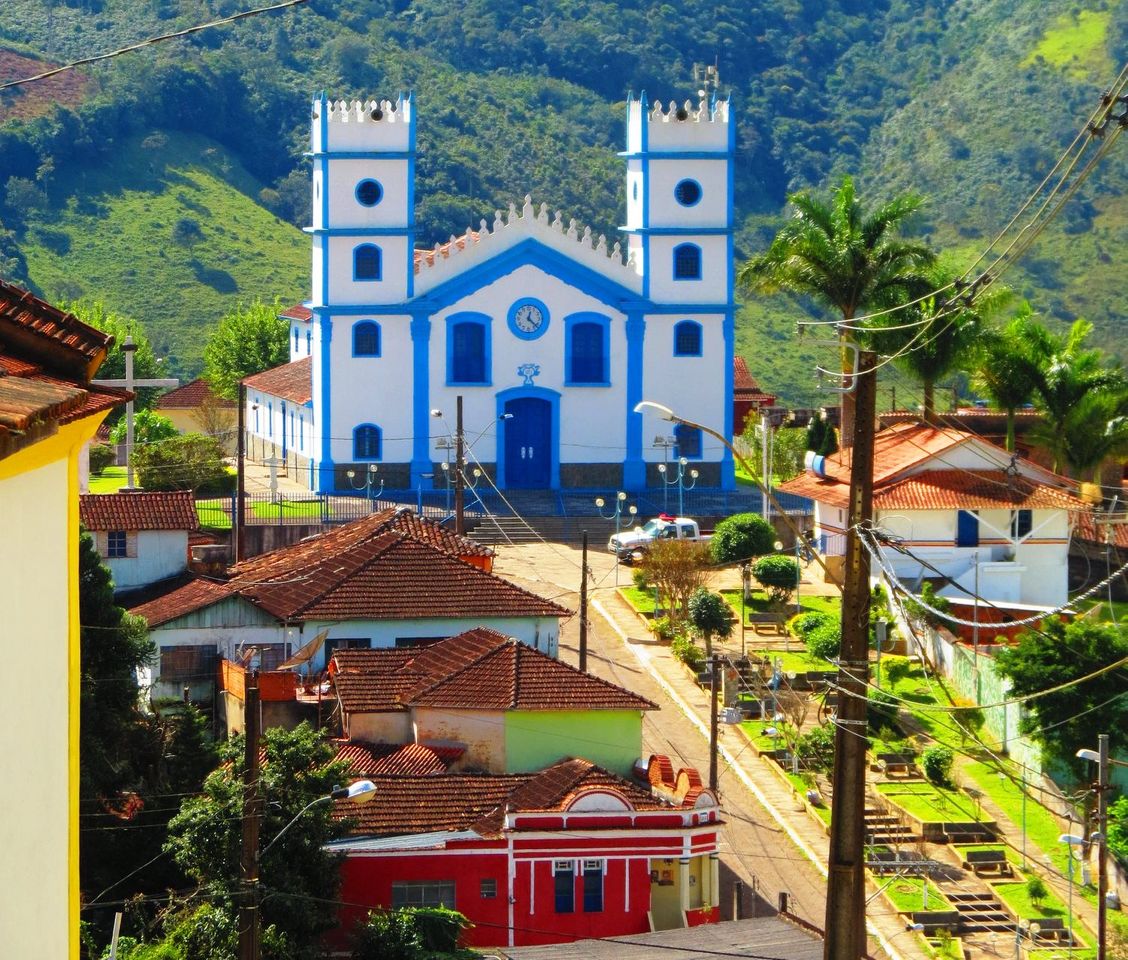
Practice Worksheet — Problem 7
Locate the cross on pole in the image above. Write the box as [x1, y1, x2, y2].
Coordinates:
[93, 336, 178, 490]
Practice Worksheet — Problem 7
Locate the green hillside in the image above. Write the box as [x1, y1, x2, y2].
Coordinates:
[0, 0, 1124, 396]
[20, 131, 308, 372]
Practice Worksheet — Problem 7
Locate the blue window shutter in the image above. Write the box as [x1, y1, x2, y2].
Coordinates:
[673, 243, 701, 280]
[354, 321, 381, 356]
[675, 423, 702, 459]
[570, 322, 605, 383]
[452, 322, 485, 382]
[354, 244, 381, 280]
[674, 321, 702, 356]
[353, 425, 381, 460]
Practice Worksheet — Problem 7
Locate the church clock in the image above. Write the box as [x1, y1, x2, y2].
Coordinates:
[507, 298, 549, 340]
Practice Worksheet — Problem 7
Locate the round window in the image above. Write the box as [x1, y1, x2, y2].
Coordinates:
[356, 179, 383, 207]
[674, 179, 702, 206]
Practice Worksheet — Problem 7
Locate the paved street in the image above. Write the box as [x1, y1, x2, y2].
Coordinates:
[492, 541, 929, 960]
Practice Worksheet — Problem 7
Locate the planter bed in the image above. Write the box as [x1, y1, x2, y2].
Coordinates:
[875, 781, 996, 842]
[879, 877, 950, 914]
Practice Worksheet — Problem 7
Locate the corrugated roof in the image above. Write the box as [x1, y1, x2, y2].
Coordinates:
[155, 378, 235, 409]
[242, 357, 312, 403]
[80, 490, 200, 531]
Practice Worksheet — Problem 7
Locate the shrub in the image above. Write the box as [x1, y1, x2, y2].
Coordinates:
[806, 620, 841, 661]
[921, 745, 954, 786]
[352, 910, 422, 960]
[405, 907, 468, 953]
[651, 615, 679, 643]
[903, 581, 951, 627]
[868, 689, 900, 735]
[670, 634, 703, 671]
[710, 512, 776, 564]
[881, 657, 912, 688]
[752, 554, 800, 605]
[796, 722, 835, 773]
[1025, 875, 1049, 908]
[793, 611, 835, 639]
[89, 443, 116, 474]
[687, 587, 732, 657]
[133, 432, 232, 493]
[632, 567, 651, 591]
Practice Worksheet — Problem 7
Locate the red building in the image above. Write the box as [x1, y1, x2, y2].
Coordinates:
[327, 756, 721, 951]
[732, 356, 776, 436]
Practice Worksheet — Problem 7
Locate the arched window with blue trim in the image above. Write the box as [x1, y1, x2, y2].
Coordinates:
[675, 423, 702, 459]
[673, 243, 701, 280]
[447, 314, 490, 384]
[565, 314, 610, 385]
[673, 320, 702, 357]
[353, 320, 381, 357]
[353, 424, 382, 460]
[305, 331, 311, 354]
[354, 244, 382, 281]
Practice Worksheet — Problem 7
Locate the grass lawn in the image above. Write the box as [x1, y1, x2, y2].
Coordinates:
[876, 781, 989, 823]
[196, 499, 231, 530]
[618, 586, 657, 615]
[871, 656, 956, 741]
[1074, 596, 1128, 626]
[250, 498, 328, 520]
[719, 588, 840, 622]
[753, 648, 835, 674]
[88, 466, 128, 494]
[740, 720, 795, 753]
[880, 876, 949, 914]
[952, 843, 1021, 865]
[992, 881, 1073, 925]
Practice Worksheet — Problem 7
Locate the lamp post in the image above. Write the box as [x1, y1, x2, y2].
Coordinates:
[1060, 833, 1090, 957]
[653, 434, 677, 510]
[436, 437, 455, 512]
[345, 464, 382, 508]
[417, 472, 434, 515]
[432, 406, 512, 533]
[657, 457, 699, 517]
[596, 491, 637, 586]
[1078, 737, 1118, 960]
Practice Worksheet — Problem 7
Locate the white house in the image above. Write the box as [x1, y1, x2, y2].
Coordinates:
[130, 509, 568, 700]
[245, 93, 736, 494]
[79, 490, 199, 593]
[780, 421, 1088, 608]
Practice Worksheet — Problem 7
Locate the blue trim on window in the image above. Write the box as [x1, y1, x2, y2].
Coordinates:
[305, 330, 311, 354]
[352, 320, 381, 357]
[673, 320, 703, 357]
[299, 413, 304, 449]
[355, 178, 383, 207]
[563, 312, 611, 386]
[624, 313, 646, 490]
[281, 402, 288, 458]
[446, 312, 492, 386]
[496, 385, 561, 489]
[507, 297, 550, 340]
[675, 424, 703, 460]
[353, 244, 382, 281]
[410, 315, 432, 487]
[266, 402, 273, 438]
[673, 243, 702, 280]
[353, 423, 382, 460]
[640, 94, 650, 300]
[292, 327, 298, 353]
[674, 178, 702, 207]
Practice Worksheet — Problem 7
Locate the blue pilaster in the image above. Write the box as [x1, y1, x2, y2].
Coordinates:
[721, 309, 736, 490]
[410, 313, 432, 487]
[624, 311, 646, 491]
[315, 309, 335, 492]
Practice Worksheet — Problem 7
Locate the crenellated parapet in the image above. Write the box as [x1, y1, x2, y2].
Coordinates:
[311, 94, 414, 154]
[626, 92, 732, 153]
[413, 194, 644, 295]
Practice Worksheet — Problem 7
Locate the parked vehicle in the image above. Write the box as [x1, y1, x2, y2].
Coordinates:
[608, 514, 712, 562]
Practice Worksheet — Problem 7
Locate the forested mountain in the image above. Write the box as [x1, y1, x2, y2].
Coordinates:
[0, 0, 1124, 402]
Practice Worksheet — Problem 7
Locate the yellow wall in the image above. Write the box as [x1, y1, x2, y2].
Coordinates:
[0, 416, 105, 960]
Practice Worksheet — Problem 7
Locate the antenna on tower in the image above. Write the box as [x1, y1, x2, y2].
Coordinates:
[692, 59, 720, 98]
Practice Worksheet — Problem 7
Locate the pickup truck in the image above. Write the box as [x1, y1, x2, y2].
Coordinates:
[608, 514, 712, 562]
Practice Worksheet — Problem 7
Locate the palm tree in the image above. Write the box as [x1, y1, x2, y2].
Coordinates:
[1053, 390, 1128, 481]
[739, 176, 935, 445]
[973, 304, 1043, 452]
[867, 268, 1008, 424]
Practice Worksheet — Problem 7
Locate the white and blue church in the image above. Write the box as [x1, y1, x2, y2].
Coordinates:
[243, 92, 737, 494]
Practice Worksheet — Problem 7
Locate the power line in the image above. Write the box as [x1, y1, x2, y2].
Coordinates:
[0, 0, 310, 92]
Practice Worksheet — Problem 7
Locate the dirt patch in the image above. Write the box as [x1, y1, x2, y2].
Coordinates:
[0, 48, 94, 123]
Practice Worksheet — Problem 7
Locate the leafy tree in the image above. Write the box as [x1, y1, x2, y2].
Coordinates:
[710, 512, 776, 564]
[806, 620, 841, 661]
[687, 588, 733, 658]
[973, 305, 1044, 451]
[1048, 388, 1128, 482]
[133, 433, 232, 493]
[66, 299, 164, 410]
[739, 176, 934, 444]
[4, 175, 47, 223]
[109, 408, 178, 447]
[920, 745, 954, 786]
[89, 443, 116, 474]
[637, 540, 710, 625]
[866, 267, 1008, 423]
[1025, 875, 1049, 910]
[164, 723, 351, 960]
[171, 217, 204, 250]
[805, 413, 838, 456]
[796, 723, 835, 773]
[994, 618, 1128, 780]
[1108, 795, 1128, 866]
[203, 298, 289, 400]
[741, 422, 807, 483]
[752, 554, 800, 607]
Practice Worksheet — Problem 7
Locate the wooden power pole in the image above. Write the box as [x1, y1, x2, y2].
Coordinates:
[454, 395, 465, 535]
[579, 531, 589, 673]
[238, 672, 262, 960]
[823, 351, 877, 960]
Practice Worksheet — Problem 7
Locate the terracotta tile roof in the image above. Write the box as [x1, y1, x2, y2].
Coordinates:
[0, 374, 88, 432]
[334, 759, 667, 838]
[334, 664, 423, 714]
[414, 230, 481, 272]
[80, 490, 200, 532]
[155, 378, 235, 410]
[1074, 511, 1128, 549]
[873, 470, 1087, 511]
[334, 741, 452, 776]
[279, 303, 313, 322]
[130, 577, 234, 628]
[331, 647, 418, 675]
[0, 277, 112, 380]
[733, 357, 775, 404]
[242, 356, 311, 404]
[404, 625, 512, 678]
[408, 637, 657, 712]
[133, 512, 558, 628]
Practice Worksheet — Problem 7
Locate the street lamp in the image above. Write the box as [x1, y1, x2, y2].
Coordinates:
[657, 457, 698, 517]
[345, 464, 383, 506]
[261, 780, 378, 860]
[436, 437, 455, 512]
[596, 491, 637, 586]
[417, 472, 434, 515]
[653, 434, 677, 509]
[1059, 833, 1093, 956]
[1078, 738, 1121, 960]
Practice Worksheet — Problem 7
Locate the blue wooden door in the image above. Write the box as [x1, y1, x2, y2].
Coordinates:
[505, 398, 551, 488]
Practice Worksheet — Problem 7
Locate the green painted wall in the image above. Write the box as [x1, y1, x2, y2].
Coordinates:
[504, 710, 643, 777]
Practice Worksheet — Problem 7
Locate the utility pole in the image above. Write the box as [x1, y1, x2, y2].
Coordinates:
[238, 672, 262, 960]
[454, 395, 465, 535]
[823, 350, 877, 960]
[760, 410, 771, 523]
[1097, 734, 1110, 960]
[709, 654, 721, 792]
[889, 384, 896, 412]
[578, 532, 589, 673]
[236, 382, 246, 564]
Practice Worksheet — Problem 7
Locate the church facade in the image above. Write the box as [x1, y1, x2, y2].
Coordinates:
[245, 92, 736, 494]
